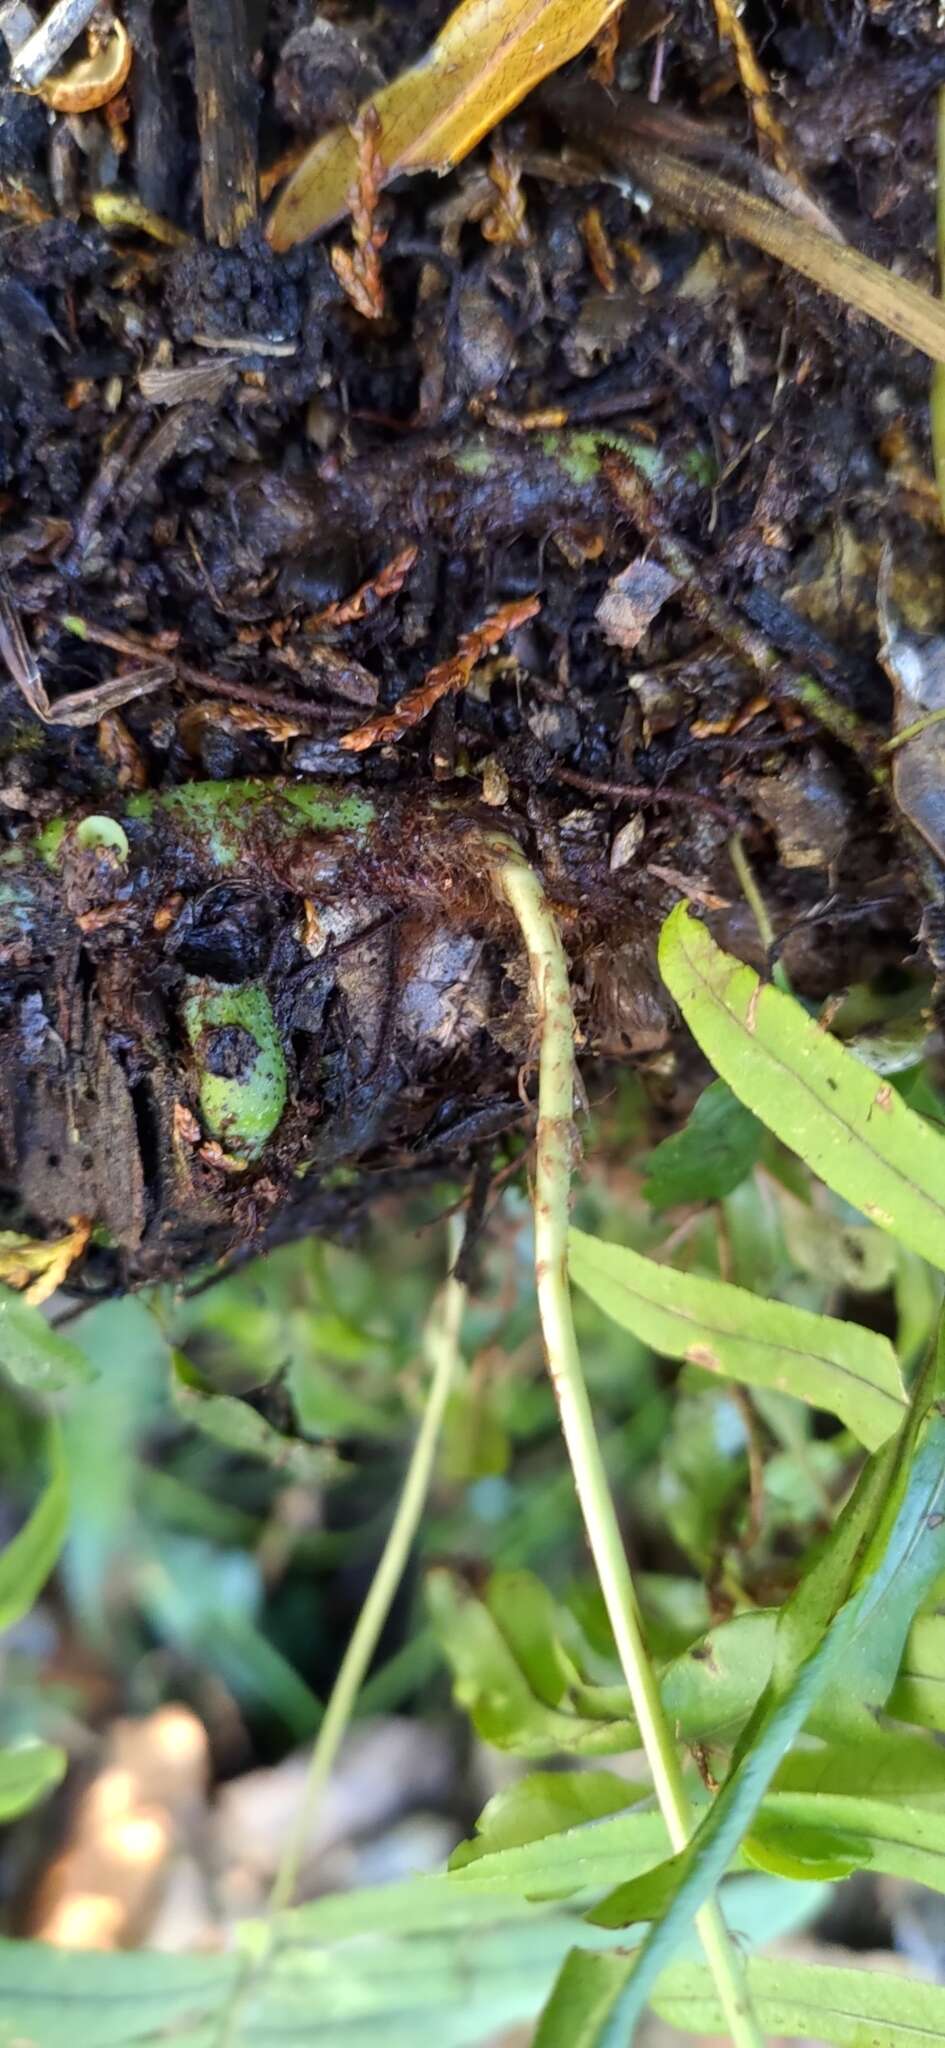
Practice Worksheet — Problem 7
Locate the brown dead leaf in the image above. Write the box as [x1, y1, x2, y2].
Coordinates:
[267, 0, 624, 251]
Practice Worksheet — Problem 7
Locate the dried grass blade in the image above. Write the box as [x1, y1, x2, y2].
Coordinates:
[628, 143, 945, 365]
[0, 560, 46, 718]
[545, 81, 945, 364]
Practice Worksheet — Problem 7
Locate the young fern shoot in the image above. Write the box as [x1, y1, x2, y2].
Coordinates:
[486, 837, 763, 2048]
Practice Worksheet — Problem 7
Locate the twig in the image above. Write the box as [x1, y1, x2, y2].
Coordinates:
[53, 612, 351, 725]
[555, 764, 737, 824]
[193, 332, 297, 356]
[188, 0, 258, 246]
[486, 837, 764, 2048]
[932, 86, 945, 524]
[10, 0, 97, 87]
[0, 565, 169, 725]
[126, 0, 182, 218]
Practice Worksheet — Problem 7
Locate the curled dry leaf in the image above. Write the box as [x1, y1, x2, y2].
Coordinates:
[37, 17, 132, 113]
[267, 0, 624, 251]
[0, 1218, 91, 1307]
[340, 593, 540, 752]
[91, 190, 192, 248]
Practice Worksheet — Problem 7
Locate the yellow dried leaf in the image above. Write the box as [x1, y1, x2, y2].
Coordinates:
[0, 1219, 91, 1307]
[268, 0, 623, 252]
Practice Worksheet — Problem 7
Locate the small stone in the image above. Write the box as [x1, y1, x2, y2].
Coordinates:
[609, 814, 645, 870]
[527, 702, 580, 752]
[596, 557, 681, 653]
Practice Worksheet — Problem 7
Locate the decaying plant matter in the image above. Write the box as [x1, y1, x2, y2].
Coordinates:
[2, 0, 945, 1310]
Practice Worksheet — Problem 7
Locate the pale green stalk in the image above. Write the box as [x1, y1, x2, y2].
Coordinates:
[729, 831, 791, 994]
[489, 840, 764, 2048]
[268, 1241, 465, 1916]
[216, 1238, 466, 2048]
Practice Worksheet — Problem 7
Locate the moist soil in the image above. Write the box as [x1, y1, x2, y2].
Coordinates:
[2, 0, 944, 1291]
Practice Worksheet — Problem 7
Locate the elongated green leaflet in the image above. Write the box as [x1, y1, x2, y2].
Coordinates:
[653, 1955, 945, 2046]
[582, 1324, 945, 2043]
[0, 1744, 66, 1822]
[0, 1425, 68, 1635]
[569, 1227, 905, 1449]
[171, 1353, 344, 1483]
[747, 1791, 945, 1892]
[659, 903, 945, 1272]
[0, 1287, 93, 1394]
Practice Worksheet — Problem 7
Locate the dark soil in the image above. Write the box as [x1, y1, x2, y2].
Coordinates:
[2, 0, 944, 1290]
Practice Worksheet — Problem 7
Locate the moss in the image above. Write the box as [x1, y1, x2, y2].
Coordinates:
[32, 780, 377, 877]
[454, 441, 494, 477]
[538, 429, 666, 488]
[126, 779, 376, 869]
[35, 818, 67, 868]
